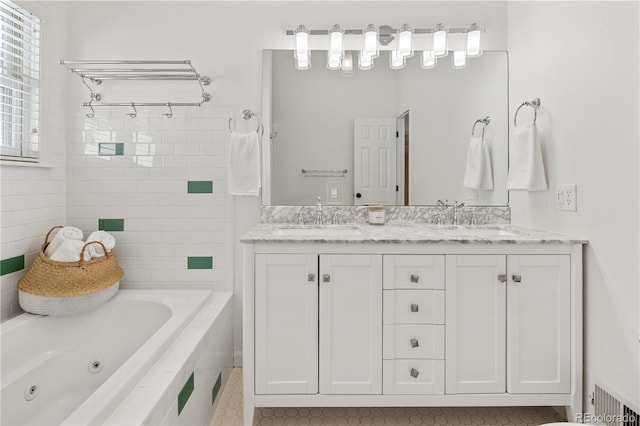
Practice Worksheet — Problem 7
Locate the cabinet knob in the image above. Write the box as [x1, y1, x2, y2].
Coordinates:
[410, 274, 420, 283]
[497, 274, 507, 283]
[410, 338, 419, 348]
[410, 368, 420, 378]
[322, 274, 331, 283]
[410, 304, 419, 312]
[307, 274, 316, 282]
[512, 274, 522, 283]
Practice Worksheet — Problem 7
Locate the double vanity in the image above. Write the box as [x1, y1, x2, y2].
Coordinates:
[241, 218, 586, 425]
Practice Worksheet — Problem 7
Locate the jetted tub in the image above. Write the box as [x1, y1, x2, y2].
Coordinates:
[1, 290, 233, 425]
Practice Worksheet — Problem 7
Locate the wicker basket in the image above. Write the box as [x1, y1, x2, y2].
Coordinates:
[17, 226, 124, 316]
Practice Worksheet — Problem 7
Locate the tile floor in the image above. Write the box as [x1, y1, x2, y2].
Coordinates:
[210, 368, 567, 426]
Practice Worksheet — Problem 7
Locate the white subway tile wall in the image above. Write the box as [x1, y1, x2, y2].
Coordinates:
[65, 108, 234, 293]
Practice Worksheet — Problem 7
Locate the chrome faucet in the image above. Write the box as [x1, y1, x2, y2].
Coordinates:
[452, 201, 465, 225]
[315, 196, 323, 225]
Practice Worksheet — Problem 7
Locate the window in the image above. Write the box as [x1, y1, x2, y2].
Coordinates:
[0, 0, 40, 161]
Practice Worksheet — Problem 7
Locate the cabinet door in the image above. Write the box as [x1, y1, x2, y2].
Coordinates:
[507, 255, 570, 394]
[446, 255, 507, 394]
[255, 254, 318, 395]
[319, 254, 383, 394]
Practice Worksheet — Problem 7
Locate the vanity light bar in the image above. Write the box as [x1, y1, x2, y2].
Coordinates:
[287, 23, 483, 71]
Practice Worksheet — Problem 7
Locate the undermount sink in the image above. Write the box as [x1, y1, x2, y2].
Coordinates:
[276, 225, 363, 236]
[437, 228, 518, 237]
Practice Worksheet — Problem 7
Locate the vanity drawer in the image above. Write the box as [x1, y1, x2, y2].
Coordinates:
[383, 359, 445, 395]
[383, 255, 445, 290]
[383, 324, 444, 360]
[383, 290, 445, 325]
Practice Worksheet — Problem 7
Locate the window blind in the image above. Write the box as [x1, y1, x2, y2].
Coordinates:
[0, 0, 40, 160]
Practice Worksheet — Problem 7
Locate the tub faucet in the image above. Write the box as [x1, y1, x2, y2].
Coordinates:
[315, 196, 323, 225]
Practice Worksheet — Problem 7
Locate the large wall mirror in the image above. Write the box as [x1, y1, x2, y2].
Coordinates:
[262, 49, 509, 206]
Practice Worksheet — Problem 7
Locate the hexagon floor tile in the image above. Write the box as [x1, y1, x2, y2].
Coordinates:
[210, 369, 567, 426]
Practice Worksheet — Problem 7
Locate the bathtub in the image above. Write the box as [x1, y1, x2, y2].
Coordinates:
[1, 290, 233, 425]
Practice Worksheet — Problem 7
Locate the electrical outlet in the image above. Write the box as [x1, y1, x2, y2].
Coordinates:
[327, 182, 341, 204]
[556, 184, 577, 211]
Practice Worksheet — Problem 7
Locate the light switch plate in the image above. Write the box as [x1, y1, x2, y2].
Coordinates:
[556, 184, 577, 211]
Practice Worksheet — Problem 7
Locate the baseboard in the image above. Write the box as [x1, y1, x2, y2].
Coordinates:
[234, 350, 243, 367]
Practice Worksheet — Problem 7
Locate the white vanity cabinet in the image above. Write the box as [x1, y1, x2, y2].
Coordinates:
[254, 253, 382, 397]
[445, 255, 571, 395]
[242, 232, 584, 426]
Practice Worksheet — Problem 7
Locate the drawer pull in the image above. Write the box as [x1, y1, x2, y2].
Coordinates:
[410, 274, 420, 283]
[323, 274, 331, 283]
[410, 304, 419, 313]
[410, 368, 420, 378]
[497, 274, 507, 283]
[410, 338, 419, 348]
[308, 274, 316, 282]
[512, 274, 522, 283]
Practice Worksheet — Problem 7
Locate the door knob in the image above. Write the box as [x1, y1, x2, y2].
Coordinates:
[322, 274, 331, 283]
[512, 274, 522, 283]
[410, 338, 419, 348]
[497, 274, 507, 283]
[410, 304, 419, 312]
[356, 193, 362, 198]
[410, 274, 420, 283]
[410, 368, 420, 378]
[307, 274, 316, 282]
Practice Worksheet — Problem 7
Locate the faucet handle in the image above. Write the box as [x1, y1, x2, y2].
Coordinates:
[332, 213, 339, 225]
[298, 212, 305, 225]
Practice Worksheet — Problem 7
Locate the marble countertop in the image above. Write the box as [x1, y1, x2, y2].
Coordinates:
[240, 223, 587, 245]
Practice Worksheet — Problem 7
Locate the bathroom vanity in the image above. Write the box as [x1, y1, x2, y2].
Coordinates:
[241, 223, 586, 426]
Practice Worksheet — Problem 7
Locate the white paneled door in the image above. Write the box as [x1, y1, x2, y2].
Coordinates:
[319, 255, 383, 394]
[354, 118, 397, 205]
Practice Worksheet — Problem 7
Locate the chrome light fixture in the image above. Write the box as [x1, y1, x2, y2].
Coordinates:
[327, 25, 344, 70]
[466, 22, 482, 58]
[433, 23, 448, 58]
[294, 25, 310, 70]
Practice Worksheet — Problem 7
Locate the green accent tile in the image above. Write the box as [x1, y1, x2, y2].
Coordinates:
[177, 372, 195, 416]
[212, 373, 222, 405]
[188, 257, 213, 270]
[187, 181, 213, 194]
[98, 143, 124, 156]
[98, 218, 124, 232]
[0, 255, 24, 276]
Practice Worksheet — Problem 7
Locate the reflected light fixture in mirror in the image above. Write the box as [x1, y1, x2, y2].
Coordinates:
[341, 52, 353, 76]
[359, 50, 374, 70]
[390, 50, 406, 69]
[452, 50, 467, 69]
[421, 51, 437, 69]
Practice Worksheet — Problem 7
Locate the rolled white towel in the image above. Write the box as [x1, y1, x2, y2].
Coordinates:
[44, 226, 84, 258]
[85, 231, 116, 259]
[49, 239, 92, 262]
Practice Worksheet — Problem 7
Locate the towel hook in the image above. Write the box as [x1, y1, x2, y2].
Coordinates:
[126, 102, 137, 119]
[472, 116, 490, 138]
[85, 101, 95, 118]
[514, 98, 540, 126]
[163, 102, 173, 118]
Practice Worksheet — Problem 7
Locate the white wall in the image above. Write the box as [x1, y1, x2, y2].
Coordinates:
[0, 1, 68, 320]
[507, 1, 639, 411]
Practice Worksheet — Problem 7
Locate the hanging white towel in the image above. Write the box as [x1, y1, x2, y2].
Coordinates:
[85, 231, 116, 259]
[44, 226, 84, 258]
[463, 136, 493, 190]
[228, 131, 261, 196]
[507, 123, 548, 191]
[49, 239, 92, 262]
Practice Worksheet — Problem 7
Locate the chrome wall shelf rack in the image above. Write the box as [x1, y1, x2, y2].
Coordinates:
[59, 60, 211, 118]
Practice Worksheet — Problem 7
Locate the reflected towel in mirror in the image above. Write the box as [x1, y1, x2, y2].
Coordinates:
[463, 136, 493, 190]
